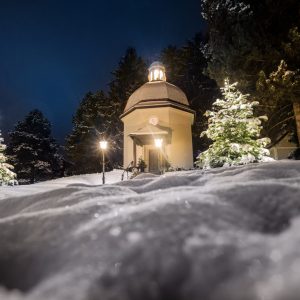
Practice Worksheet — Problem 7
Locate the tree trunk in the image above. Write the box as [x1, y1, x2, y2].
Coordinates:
[293, 102, 300, 147]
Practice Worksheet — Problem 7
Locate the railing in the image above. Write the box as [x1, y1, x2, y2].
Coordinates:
[121, 161, 135, 181]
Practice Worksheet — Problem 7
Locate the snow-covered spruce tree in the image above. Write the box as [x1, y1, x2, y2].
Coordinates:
[6, 110, 62, 184]
[197, 79, 271, 168]
[0, 131, 16, 185]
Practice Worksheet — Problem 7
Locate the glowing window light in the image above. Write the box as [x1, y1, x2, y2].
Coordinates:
[154, 69, 160, 80]
[150, 69, 164, 81]
[154, 138, 163, 148]
[148, 62, 166, 82]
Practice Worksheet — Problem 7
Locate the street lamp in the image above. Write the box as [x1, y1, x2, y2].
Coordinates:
[154, 138, 163, 174]
[99, 140, 108, 184]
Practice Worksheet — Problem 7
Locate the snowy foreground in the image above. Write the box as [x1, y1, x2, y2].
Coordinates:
[1, 162, 300, 300]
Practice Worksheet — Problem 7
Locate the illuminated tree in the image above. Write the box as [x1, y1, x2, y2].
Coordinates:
[197, 80, 271, 168]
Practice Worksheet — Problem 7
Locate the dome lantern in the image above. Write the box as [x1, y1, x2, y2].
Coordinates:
[148, 61, 166, 82]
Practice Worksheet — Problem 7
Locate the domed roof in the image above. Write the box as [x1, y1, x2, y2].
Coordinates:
[149, 61, 164, 69]
[148, 60, 165, 71]
[124, 81, 189, 112]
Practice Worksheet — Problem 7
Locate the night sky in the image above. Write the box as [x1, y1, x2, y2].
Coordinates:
[0, 0, 205, 143]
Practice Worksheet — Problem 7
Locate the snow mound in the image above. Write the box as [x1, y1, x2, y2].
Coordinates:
[0, 161, 300, 300]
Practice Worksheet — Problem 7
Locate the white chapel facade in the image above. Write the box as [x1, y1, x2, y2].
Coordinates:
[120, 62, 195, 173]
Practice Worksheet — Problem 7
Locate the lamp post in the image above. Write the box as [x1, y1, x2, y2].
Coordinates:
[99, 140, 108, 184]
[154, 138, 163, 174]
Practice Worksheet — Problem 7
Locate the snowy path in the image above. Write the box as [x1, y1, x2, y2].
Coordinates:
[0, 161, 300, 300]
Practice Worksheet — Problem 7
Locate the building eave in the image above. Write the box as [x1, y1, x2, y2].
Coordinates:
[120, 98, 196, 121]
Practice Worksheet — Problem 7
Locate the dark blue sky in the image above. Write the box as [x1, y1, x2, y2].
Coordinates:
[0, 0, 205, 143]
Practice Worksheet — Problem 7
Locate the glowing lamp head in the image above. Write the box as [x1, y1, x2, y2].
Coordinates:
[154, 138, 163, 148]
[148, 61, 166, 82]
[99, 140, 108, 150]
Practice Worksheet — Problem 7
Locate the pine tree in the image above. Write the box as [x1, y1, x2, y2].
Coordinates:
[65, 91, 112, 174]
[197, 80, 271, 168]
[256, 60, 300, 147]
[201, 0, 300, 146]
[109, 47, 147, 110]
[201, 0, 300, 90]
[6, 110, 62, 184]
[108, 47, 147, 166]
[0, 131, 16, 185]
[66, 47, 148, 175]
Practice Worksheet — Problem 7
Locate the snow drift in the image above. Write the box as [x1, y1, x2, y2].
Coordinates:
[0, 162, 300, 300]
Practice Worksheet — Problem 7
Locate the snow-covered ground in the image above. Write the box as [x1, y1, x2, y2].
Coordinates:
[0, 161, 300, 300]
[0, 169, 129, 200]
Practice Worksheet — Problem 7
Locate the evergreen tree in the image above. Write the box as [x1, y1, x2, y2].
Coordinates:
[0, 131, 16, 185]
[201, 0, 300, 90]
[108, 47, 147, 165]
[65, 91, 112, 174]
[201, 0, 300, 145]
[255, 27, 300, 145]
[197, 80, 271, 168]
[6, 110, 62, 184]
[161, 34, 220, 154]
[65, 48, 147, 174]
[109, 47, 147, 109]
[256, 60, 300, 147]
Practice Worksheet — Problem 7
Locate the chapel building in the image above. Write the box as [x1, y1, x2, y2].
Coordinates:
[120, 62, 195, 173]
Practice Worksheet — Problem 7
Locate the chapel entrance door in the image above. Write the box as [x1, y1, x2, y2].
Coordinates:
[148, 149, 159, 173]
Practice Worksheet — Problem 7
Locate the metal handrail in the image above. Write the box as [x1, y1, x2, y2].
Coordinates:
[121, 161, 134, 181]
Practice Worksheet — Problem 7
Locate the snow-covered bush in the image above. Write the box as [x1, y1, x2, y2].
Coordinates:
[0, 131, 16, 185]
[197, 79, 271, 169]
